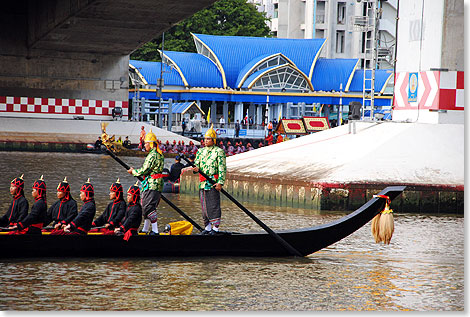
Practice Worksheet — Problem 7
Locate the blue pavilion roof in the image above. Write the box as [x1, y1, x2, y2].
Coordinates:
[348, 69, 394, 93]
[129, 60, 184, 86]
[155, 101, 205, 115]
[162, 51, 223, 88]
[193, 33, 326, 88]
[311, 58, 359, 92]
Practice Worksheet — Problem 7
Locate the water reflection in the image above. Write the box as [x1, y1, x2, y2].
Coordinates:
[0, 152, 464, 311]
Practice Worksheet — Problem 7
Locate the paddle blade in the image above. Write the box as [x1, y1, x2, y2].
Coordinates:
[378, 212, 394, 245]
[371, 213, 382, 243]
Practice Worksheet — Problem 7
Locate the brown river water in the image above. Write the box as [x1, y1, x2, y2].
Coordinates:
[0, 151, 464, 311]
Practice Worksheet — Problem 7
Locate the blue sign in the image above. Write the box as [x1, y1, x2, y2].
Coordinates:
[216, 128, 226, 135]
[408, 72, 418, 102]
[239, 129, 247, 136]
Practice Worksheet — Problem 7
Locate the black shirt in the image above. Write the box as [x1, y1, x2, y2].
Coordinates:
[119, 203, 142, 232]
[18, 198, 46, 232]
[92, 199, 126, 228]
[44, 198, 78, 227]
[0, 195, 28, 227]
[70, 200, 96, 233]
[168, 162, 185, 182]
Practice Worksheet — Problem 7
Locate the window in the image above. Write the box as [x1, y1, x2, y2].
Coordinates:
[337, 2, 346, 24]
[251, 65, 310, 91]
[315, 29, 324, 39]
[336, 30, 345, 54]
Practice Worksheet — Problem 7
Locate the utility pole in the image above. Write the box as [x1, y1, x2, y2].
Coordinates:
[157, 32, 165, 128]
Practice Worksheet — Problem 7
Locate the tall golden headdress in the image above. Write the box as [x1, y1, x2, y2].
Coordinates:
[204, 124, 217, 141]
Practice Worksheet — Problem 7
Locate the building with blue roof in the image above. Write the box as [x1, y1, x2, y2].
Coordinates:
[129, 33, 393, 133]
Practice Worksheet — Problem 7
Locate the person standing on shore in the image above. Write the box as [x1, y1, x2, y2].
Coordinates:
[127, 129, 164, 235]
[139, 126, 146, 151]
[1, 174, 29, 229]
[182, 118, 187, 136]
[219, 115, 225, 128]
[192, 125, 226, 235]
[235, 120, 240, 138]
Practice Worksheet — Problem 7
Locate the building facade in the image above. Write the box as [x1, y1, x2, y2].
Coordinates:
[248, 0, 397, 69]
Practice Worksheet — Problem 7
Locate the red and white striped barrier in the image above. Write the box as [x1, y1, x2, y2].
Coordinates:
[0, 96, 128, 120]
[393, 70, 463, 123]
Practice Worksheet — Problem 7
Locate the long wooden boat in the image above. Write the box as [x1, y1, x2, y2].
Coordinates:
[0, 186, 405, 258]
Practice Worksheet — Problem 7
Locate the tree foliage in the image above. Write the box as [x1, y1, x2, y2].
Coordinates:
[131, 0, 272, 61]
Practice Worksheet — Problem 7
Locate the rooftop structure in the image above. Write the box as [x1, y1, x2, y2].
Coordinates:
[129, 33, 393, 131]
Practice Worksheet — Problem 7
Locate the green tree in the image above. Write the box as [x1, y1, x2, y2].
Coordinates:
[131, 0, 271, 61]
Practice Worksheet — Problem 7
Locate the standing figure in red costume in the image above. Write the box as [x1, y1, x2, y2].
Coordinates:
[9, 175, 47, 235]
[90, 178, 126, 233]
[43, 177, 78, 232]
[0, 174, 29, 228]
[61, 178, 96, 235]
[115, 182, 143, 241]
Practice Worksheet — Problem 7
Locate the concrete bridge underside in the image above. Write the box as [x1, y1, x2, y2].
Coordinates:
[0, 0, 215, 101]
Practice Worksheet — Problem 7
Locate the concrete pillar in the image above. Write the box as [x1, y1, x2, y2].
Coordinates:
[234, 102, 244, 123]
[249, 103, 255, 125]
[256, 105, 263, 125]
[210, 101, 217, 125]
[305, 0, 314, 39]
[223, 101, 229, 125]
[168, 99, 173, 132]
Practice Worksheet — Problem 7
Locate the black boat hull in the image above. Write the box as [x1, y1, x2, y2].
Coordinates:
[0, 186, 405, 258]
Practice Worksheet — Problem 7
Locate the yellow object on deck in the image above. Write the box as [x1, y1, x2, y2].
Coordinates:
[160, 221, 194, 235]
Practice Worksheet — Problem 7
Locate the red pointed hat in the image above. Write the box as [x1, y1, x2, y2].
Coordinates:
[127, 181, 140, 205]
[80, 178, 94, 200]
[11, 174, 25, 190]
[57, 177, 70, 193]
[33, 175, 47, 200]
[109, 178, 123, 201]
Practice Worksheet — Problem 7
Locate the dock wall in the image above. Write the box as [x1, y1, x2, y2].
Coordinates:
[180, 171, 463, 214]
[181, 121, 464, 214]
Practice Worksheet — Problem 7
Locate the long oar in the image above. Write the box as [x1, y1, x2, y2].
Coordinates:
[181, 155, 302, 257]
[104, 148, 204, 232]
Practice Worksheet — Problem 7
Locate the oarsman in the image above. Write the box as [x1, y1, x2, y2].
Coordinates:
[57, 179, 96, 235]
[114, 182, 143, 241]
[0, 174, 29, 228]
[43, 177, 78, 232]
[226, 141, 234, 156]
[188, 141, 198, 154]
[185, 154, 196, 167]
[265, 131, 274, 146]
[9, 175, 47, 235]
[168, 155, 185, 183]
[192, 124, 227, 235]
[90, 178, 126, 233]
[127, 129, 164, 235]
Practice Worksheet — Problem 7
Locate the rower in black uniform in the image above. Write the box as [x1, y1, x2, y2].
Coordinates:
[0, 174, 29, 229]
[43, 177, 78, 232]
[9, 175, 47, 235]
[115, 181, 143, 241]
[90, 178, 126, 233]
